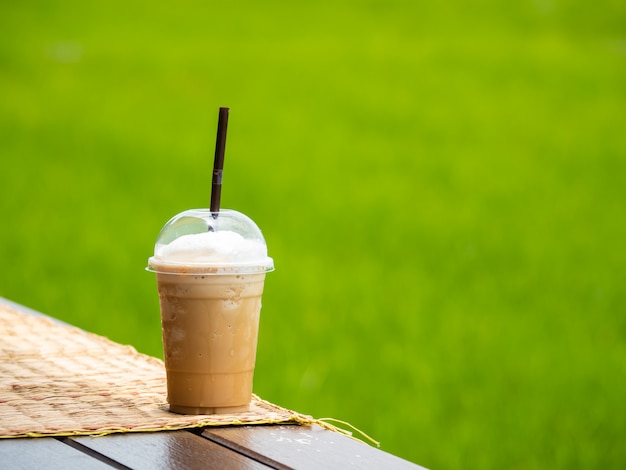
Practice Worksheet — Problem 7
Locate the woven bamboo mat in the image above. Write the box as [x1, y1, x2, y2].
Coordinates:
[0, 303, 311, 439]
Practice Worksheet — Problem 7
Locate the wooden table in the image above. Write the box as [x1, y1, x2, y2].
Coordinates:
[0, 298, 426, 469]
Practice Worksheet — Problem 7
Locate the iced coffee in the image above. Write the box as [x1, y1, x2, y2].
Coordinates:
[147, 209, 273, 414]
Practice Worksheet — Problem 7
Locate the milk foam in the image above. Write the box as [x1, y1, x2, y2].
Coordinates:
[155, 230, 268, 265]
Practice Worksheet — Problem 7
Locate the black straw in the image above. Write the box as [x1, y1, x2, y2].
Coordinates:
[210, 107, 229, 216]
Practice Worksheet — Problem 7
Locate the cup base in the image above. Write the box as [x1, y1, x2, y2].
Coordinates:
[169, 403, 251, 415]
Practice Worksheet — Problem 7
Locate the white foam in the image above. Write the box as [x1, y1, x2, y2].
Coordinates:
[155, 230, 268, 265]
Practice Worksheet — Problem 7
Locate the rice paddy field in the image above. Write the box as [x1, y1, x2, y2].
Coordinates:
[1, 1, 625, 468]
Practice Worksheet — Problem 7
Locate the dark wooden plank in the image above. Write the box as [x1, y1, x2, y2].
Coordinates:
[202, 424, 427, 470]
[0, 437, 114, 470]
[70, 430, 272, 469]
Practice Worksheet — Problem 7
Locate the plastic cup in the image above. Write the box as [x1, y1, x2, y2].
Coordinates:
[147, 209, 273, 414]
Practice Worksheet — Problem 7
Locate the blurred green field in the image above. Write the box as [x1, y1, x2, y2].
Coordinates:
[1, 1, 625, 467]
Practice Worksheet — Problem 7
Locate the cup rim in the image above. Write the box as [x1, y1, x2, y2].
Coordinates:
[146, 256, 274, 275]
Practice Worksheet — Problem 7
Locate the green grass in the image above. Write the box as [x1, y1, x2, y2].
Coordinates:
[1, 1, 625, 467]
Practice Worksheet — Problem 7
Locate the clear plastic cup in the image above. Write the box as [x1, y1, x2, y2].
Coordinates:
[147, 209, 273, 414]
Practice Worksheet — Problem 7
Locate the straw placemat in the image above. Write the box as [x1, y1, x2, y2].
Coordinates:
[0, 303, 317, 439]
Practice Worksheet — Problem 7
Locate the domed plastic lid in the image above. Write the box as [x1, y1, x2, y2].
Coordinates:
[147, 209, 274, 275]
